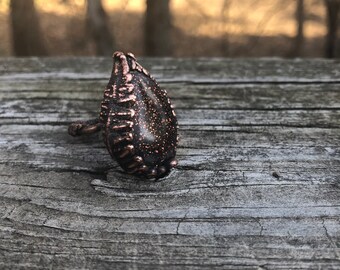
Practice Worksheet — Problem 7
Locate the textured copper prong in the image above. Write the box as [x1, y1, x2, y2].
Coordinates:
[68, 123, 83, 136]
[113, 133, 132, 144]
[113, 136, 125, 145]
[131, 59, 137, 69]
[129, 109, 135, 117]
[113, 56, 121, 74]
[119, 55, 129, 75]
[111, 121, 133, 130]
[112, 85, 117, 98]
[149, 168, 157, 177]
[81, 124, 102, 134]
[139, 165, 148, 172]
[127, 86, 134, 93]
[104, 88, 111, 97]
[115, 146, 135, 155]
[68, 119, 102, 137]
[158, 166, 167, 175]
[124, 84, 134, 93]
[118, 87, 127, 92]
[124, 74, 133, 82]
[117, 95, 136, 104]
[133, 156, 143, 162]
[169, 159, 178, 168]
[127, 161, 140, 169]
[135, 63, 145, 74]
[118, 145, 134, 158]
[118, 84, 134, 93]
[127, 52, 136, 59]
[111, 109, 135, 118]
[126, 166, 140, 174]
[113, 51, 123, 58]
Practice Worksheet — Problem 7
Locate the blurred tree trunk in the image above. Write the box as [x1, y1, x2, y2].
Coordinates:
[220, 0, 231, 56]
[86, 0, 114, 56]
[145, 0, 172, 56]
[325, 0, 340, 58]
[10, 0, 48, 56]
[293, 0, 304, 57]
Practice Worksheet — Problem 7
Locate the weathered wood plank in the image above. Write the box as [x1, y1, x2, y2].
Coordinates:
[1, 82, 340, 110]
[1, 124, 339, 174]
[0, 57, 339, 269]
[1, 99, 340, 127]
[1, 57, 340, 82]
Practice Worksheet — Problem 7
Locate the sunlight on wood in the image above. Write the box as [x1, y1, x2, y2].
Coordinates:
[0, 0, 326, 38]
[171, 0, 326, 38]
[0, 0, 328, 57]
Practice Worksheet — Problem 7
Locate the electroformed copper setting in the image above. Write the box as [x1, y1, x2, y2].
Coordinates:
[68, 52, 178, 179]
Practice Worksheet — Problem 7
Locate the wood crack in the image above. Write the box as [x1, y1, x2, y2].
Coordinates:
[176, 209, 189, 235]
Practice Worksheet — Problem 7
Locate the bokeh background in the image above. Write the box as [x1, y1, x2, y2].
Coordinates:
[1, 0, 340, 58]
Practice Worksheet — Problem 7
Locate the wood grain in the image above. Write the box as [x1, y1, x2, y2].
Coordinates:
[0, 57, 339, 269]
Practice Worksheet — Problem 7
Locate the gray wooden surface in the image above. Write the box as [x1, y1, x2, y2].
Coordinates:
[0, 57, 339, 269]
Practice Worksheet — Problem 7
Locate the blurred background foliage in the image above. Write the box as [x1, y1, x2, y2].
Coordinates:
[0, 0, 340, 58]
